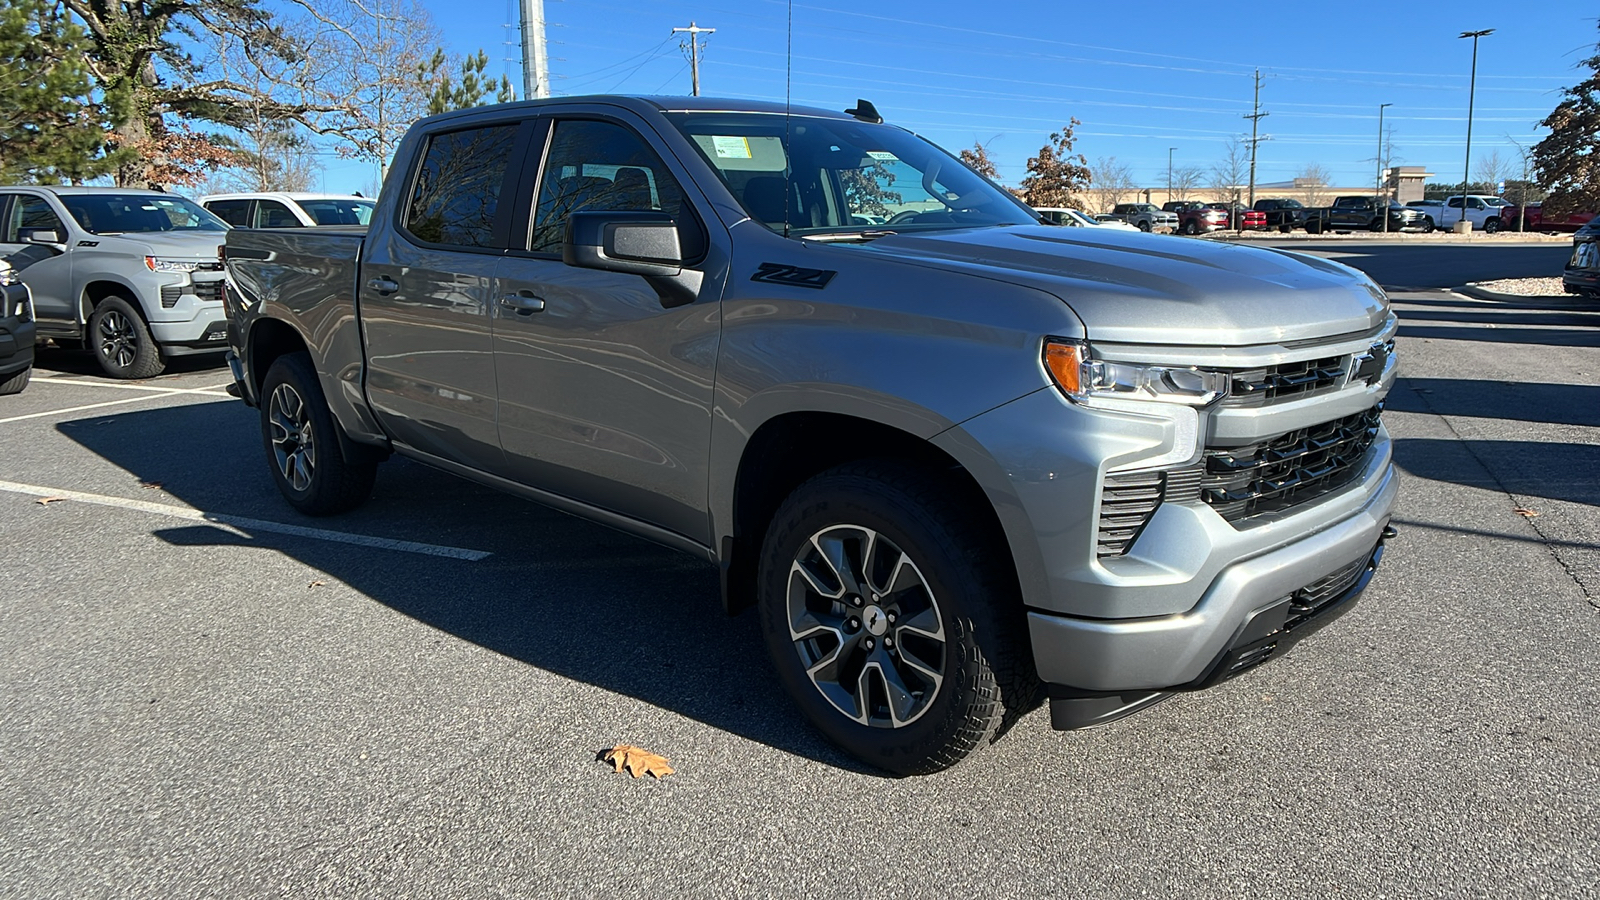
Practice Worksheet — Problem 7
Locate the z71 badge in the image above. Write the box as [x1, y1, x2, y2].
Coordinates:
[751, 262, 837, 289]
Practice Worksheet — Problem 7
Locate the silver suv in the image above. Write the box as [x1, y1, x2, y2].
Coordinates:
[0, 188, 230, 378]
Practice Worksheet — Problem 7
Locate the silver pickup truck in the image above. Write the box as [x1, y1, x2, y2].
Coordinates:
[0, 187, 230, 378]
[223, 96, 1398, 774]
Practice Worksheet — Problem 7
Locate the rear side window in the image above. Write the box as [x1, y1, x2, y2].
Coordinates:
[206, 199, 252, 227]
[404, 124, 519, 248]
[530, 119, 698, 256]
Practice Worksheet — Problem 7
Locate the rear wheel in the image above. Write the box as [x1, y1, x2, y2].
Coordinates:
[260, 352, 377, 515]
[1279, 223, 1293, 234]
[1306, 220, 1324, 235]
[89, 296, 163, 380]
[1484, 217, 1501, 234]
[757, 462, 1037, 775]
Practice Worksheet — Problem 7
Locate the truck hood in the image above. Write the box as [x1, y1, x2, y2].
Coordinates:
[857, 225, 1389, 346]
[103, 231, 227, 259]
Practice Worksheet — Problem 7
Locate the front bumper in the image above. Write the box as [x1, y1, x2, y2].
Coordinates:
[1, 284, 36, 376]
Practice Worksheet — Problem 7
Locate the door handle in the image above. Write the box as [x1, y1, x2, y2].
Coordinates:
[500, 291, 546, 314]
[367, 276, 399, 295]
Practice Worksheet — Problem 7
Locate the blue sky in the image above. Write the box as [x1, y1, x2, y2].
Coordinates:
[320, 0, 1596, 194]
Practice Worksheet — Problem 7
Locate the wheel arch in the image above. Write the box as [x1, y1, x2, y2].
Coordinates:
[718, 410, 1019, 617]
[81, 278, 143, 325]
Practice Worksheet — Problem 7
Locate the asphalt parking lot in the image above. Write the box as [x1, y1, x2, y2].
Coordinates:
[2, 246, 1597, 897]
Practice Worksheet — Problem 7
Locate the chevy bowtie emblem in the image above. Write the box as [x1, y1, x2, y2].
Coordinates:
[1350, 342, 1389, 386]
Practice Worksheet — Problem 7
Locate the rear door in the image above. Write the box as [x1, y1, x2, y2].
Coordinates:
[489, 111, 727, 544]
[359, 118, 533, 474]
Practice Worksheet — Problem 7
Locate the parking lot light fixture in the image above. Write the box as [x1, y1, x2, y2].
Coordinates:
[1459, 29, 1494, 233]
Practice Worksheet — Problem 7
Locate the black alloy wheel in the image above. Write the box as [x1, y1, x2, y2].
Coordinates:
[88, 296, 164, 379]
[259, 352, 378, 515]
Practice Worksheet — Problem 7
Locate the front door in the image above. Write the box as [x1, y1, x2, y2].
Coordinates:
[359, 121, 527, 474]
[492, 115, 724, 544]
[0, 193, 74, 324]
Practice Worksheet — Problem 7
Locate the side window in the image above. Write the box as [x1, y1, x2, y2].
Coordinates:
[404, 123, 520, 248]
[1468, 198, 1486, 210]
[205, 199, 253, 227]
[530, 119, 695, 254]
[1447, 197, 1464, 209]
[256, 200, 302, 228]
[5, 195, 65, 242]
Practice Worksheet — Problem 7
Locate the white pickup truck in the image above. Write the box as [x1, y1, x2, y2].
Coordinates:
[1407, 195, 1512, 233]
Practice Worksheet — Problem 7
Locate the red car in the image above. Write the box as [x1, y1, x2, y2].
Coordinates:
[1514, 204, 1595, 233]
[1166, 202, 1230, 234]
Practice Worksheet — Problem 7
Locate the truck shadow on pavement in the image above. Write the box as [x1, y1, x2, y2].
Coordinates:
[60, 403, 877, 773]
[1393, 437, 1600, 507]
[1387, 378, 1600, 428]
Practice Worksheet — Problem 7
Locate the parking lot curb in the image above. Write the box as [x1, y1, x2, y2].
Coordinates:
[1452, 284, 1590, 304]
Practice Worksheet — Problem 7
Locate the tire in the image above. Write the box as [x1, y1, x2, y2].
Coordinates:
[259, 352, 377, 516]
[1368, 217, 1385, 233]
[89, 295, 164, 379]
[1306, 220, 1323, 235]
[1423, 218, 1435, 234]
[1181, 220, 1198, 235]
[1484, 217, 1501, 234]
[1137, 220, 1152, 232]
[1279, 223, 1293, 234]
[0, 366, 29, 395]
[757, 461, 1038, 775]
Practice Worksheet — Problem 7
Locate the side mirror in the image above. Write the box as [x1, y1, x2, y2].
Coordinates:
[562, 210, 700, 308]
[23, 229, 61, 245]
[563, 210, 683, 277]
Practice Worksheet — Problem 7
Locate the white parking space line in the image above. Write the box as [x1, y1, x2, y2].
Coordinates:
[0, 385, 233, 425]
[30, 375, 234, 395]
[0, 480, 492, 561]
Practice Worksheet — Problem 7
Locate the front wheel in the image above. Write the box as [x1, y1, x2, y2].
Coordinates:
[0, 366, 29, 395]
[260, 352, 377, 515]
[1279, 223, 1293, 234]
[1306, 220, 1324, 235]
[1137, 220, 1152, 232]
[89, 296, 164, 379]
[1182, 220, 1198, 235]
[758, 462, 1037, 775]
[1423, 218, 1436, 233]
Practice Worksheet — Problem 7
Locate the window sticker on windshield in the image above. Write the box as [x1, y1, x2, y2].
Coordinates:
[866, 151, 897, 161]
[711, 136, 752, 159]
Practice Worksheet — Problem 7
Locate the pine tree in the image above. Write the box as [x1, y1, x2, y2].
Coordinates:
[1532, 22, 1600, 216]
[421, 49, 517, 117]
[0, 0, 121, 183]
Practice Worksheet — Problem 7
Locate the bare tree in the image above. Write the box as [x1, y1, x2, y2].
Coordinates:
[1092, 156, 1135, 211]
[1294, 163, 1331, 207]
[1020, 120, 1092, 208]
[959, 139, 1000, 181]
[1209, 137, 1248, 206]
[1474, 148, 1513, 194]
[1171, 165, 1204, 201]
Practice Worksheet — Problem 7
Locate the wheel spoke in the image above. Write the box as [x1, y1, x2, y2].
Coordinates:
[896, 606, 944, 641]
[814, 530, 867, 598]
[791, 557, 844, 601]
[873, 655, 920, 726]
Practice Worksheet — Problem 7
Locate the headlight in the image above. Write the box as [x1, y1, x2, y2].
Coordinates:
[1044, 339, 1229, 407]
[145, 257, 202, 273]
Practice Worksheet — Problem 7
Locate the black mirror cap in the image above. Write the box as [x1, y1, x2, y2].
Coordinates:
[563, 210, 683, 277]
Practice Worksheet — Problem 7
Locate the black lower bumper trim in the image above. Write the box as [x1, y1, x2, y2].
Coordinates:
[1045, 527, 1393, 731]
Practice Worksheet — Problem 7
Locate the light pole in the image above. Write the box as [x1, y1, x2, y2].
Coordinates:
[1168, 147, 1176, 205]
[1458, 29, 1494, 233]
[1376, 103, 1392, 233]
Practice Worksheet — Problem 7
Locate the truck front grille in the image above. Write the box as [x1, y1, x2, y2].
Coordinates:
[1201, 405, 1382, 522]
[1096, 467, 1202, 557]
[1222, 355, 1347, 407]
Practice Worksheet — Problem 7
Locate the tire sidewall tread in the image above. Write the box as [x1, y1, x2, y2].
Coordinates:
[260, 352, 376, 516]
[89, 296, 164, 380]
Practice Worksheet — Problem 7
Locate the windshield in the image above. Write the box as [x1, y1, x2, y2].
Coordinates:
[61, 193, 227, 235]
[665, 112, 1035, 236]
[297, 198, 375, 226]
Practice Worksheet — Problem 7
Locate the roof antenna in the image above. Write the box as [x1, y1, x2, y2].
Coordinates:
[783, 0, 792, 238]
[845, 99, 882, 124]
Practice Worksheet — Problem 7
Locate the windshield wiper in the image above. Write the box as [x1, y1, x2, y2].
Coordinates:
[800, 229, 898, 243]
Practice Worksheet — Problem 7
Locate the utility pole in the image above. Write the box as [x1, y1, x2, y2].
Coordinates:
[672, 21, 715, 97]
[1457, 29, 1494, 233]
[1168, 147, 1176, 205]
[1243, 69, 1269, 208]
[519, 0, 550, 99]
[1376, 103, 1393, 233]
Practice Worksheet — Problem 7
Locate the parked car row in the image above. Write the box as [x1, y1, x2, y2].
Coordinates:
[0, 189, 375, 380]
[1564, 218, 1600, 298]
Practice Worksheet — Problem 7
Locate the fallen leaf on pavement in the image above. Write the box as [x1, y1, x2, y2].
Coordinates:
[598, 744, 675, 779]
[1513, 507, 1540, 518]
[35, 497, 67, 506]
[140, 481, 163, 490]
[308, 580, 327, 588]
